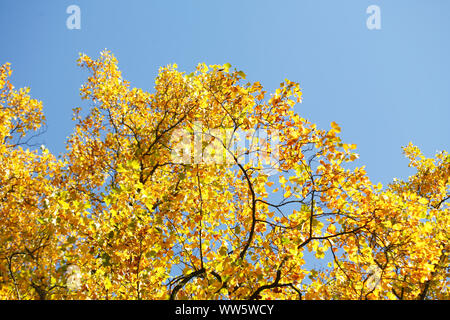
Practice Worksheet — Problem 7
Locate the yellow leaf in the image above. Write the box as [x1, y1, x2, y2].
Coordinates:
[58, 200, 70, 210]
[327, 224, 336, 234]
[223, 63, 232, 72]
[104, 277, 112, 290]
[330, 121, 341, 132]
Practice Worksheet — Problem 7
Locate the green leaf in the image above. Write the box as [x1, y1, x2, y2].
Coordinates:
[219, 246, 227, 255]
[146, 250, 157, 258]
[101, 252, 112, 267]
[128, 219, 137, 231]
[67, 236, 76, 244]
[237, 71, 246, 79]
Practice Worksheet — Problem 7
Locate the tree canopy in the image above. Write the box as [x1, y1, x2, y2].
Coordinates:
[0, 52, 448, 300]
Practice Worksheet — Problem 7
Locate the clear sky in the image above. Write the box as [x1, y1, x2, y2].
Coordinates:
[1, 0, 449, 186]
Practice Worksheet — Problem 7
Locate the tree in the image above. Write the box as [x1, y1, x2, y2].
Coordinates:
[0, 52, 448, 300]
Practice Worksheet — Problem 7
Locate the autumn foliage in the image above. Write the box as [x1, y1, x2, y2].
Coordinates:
[0, 52, 448, 300]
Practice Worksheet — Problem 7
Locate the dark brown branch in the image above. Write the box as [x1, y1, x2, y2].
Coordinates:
[169, 268, 206, 300]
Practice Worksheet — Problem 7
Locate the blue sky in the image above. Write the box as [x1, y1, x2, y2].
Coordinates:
[1, 0, 449, 186]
